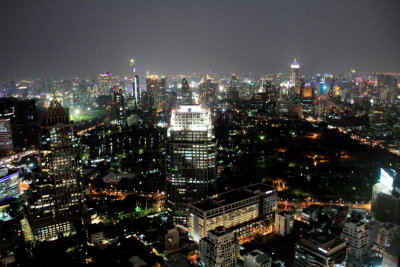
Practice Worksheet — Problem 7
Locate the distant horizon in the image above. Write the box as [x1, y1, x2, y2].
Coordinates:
[1, 0, 400, 79]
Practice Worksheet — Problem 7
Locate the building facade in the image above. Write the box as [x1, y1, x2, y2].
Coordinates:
[188, 183, 276, 242]
[28, 100, 84, 241]
[0, 118, 13, 155]
[0, 169, 19, 202]
[274, 211, 294, 236]
[166, 105, 217, 225]
[199, 227, 240, 267]
[372, 168, 400, 225]
[340, 220, 370, 259]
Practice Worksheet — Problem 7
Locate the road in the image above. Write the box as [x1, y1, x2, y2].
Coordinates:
[277, 200, 371, 211]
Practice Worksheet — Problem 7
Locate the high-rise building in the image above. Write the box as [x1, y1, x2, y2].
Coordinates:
[0, 98, 39, 151]
[372, 168, 400, 225]
[290, 59, 300, 87]
[28, 100, 84, 241]
[145, 74, 166, 111]
[340, 220, 370, 259]
[129, 58, 141, 106]
[166, 105, 216, 225]
[181, 78, 193, 105]
[199, 226, 240, 267]
[293, 233, 347, 267]
[0, 168, 19, 202]
[188, 183, 276, 242]
[227, 74, 239, 101]
[274, 211, 294, 236]
[0, 118, 13, 155]
[111, 87, 126, 125]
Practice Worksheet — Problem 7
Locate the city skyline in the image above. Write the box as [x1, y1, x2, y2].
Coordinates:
[1, 0, 400, 79]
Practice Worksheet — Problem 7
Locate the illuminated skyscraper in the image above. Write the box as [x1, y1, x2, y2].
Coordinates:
[28, 100, 83, 241]
[227, 74, 239, 101]
[181, 78, 193, 105]
[166, 105, 217, 225]
[372, 168, 400, 225]
[145, 74, 166, 111]
[129, 59, 141, 106]
[290, 59, 300, 87]
[0, 168, 19, 202]
[0, 118, 13, 155]
[111, 87, 126, 125]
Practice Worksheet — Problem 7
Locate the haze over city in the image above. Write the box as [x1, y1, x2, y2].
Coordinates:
[1, 0, 400, 79]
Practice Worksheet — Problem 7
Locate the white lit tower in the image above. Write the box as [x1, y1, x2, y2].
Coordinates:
[130, 58, 140, 107]
[166, 105, 217, 226]
[290, 59, 300, 87]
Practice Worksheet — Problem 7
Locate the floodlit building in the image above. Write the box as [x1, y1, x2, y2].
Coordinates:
[274, 211, 294, 236]
[28, 100, 84, 241]
[372, 168, 400, 225]
[166, 105, 217, 225]
[0, 118, 13, 155]
[340, 220, 370, 259]
[293, 233, 347, 267]
[188, 183, 276, 242]
[199, 226, 240, 267]
[0, 168, 19, 202]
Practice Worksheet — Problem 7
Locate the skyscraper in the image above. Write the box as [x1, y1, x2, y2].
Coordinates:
[129, 58, 141, 106]
[111, 87, 126, 125]
[290, 59, 300, 86]
[166, 105, 217, 225]
[28, 100, 83, 241]
[181, 78, 193, 105]
[145, 74, 166, 111]
[0, 118, 13, 156]
[372, 168, 400, 225]
[227, 74, 240, 101]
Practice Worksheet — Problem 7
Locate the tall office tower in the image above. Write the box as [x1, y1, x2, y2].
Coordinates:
[0, 119, 13, 156]
[129, 59, 141, 106]
[372, 168, 400, 225]
[181, 78, 193, 105]
[290, 59, 300, 86]
[188, 183, 276, 242]
[0, 168, 19, 202]
[199, 226, 240, 267]
[340, 220, 370, 259]
[97, 72, 112, 95]
[0, 98, 39, 151]
[166, 105, 216, 226]
[227, 74, 239, 101]
[28, 100, 83, 241]
[111, 87, 126, 125]
[293, 233, 347, 267]
[300, 83, 315, 117]
[145, 74, 166, 111]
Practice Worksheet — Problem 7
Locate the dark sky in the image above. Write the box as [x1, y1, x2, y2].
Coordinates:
[1, 0, 399, 79]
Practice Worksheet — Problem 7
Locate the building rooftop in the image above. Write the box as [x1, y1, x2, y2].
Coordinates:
[190, 183, 275, 212]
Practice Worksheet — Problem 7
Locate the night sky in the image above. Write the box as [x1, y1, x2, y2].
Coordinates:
[1, 0, 400, 79]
